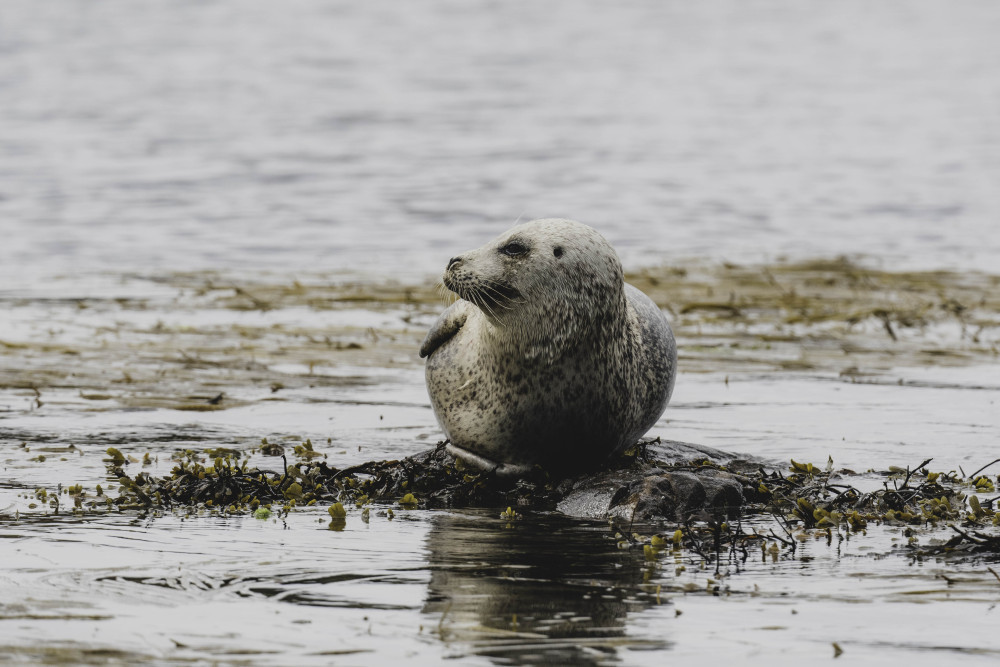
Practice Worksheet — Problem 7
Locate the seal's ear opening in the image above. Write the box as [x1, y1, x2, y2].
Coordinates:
[553, 246, 564, 258]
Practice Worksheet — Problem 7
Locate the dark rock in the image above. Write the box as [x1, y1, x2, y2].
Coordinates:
[557, 467, 747, 522]
[549, 440, 759, 521]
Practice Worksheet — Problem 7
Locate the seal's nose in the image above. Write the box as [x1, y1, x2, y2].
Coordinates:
[447, 256, 462, 270]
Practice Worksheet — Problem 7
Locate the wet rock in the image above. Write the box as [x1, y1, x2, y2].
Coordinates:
[630, 469, 746, 522]
[557, 461, 749, 522]
[406, 438, 760, 522]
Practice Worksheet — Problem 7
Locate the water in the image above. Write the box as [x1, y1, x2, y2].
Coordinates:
[2, 0, 1000, 287]
[2, 1, 1000, 664]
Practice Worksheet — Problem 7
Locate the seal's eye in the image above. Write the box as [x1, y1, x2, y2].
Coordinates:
[499, 242, 529, 258]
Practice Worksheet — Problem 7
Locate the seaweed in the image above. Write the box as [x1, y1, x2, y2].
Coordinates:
[75, 440, 1000, 563]
[2, 259, 998, 413]
[660, 455, 1000, 566]
[99, 442, 570, 515]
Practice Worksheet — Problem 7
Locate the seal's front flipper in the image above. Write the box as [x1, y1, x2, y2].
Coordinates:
[419, 301, 471, 358]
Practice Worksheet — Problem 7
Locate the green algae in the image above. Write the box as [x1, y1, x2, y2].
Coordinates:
[630, 258, 1000, 374]
[2, 259, 998, 414]
[56, 437, 999, 562]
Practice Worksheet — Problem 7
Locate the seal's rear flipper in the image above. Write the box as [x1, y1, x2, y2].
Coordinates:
[445, 443, 533, 477]
[419, 301, 471, 358]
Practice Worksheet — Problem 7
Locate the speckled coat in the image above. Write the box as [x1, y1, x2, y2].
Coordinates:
[420, 219, 676, 474]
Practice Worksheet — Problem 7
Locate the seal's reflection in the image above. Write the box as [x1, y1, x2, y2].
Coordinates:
[422, 509, 672, 665]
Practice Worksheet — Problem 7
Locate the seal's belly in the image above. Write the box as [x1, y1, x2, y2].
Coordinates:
[425, 320, 514, 454]
[425, 322, 631, 469]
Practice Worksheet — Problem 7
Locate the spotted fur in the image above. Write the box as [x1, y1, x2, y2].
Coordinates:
[420, 218, 677, 474]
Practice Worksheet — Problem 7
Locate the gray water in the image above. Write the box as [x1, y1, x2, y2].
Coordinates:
[2, 1, 1000, 665]
[2, 0, 1000, 289]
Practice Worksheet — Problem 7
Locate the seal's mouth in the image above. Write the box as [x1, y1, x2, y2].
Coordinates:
[444, 273, 522, 319]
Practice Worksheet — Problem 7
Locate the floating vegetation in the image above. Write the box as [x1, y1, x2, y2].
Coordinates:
[1, 259, 998, 414]
[661, 455, 1000, 567]
[630, 258, 1000, 374]
[93, 441, 570, 517]
[17, 438, 992, 564]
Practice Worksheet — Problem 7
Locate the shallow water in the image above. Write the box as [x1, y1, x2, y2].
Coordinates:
[2, 266, 999, 665]
[3, 0, 1000, 664]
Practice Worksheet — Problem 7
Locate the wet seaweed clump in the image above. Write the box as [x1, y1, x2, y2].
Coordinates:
[663, 456, 1000, 566]
[93, 439, 1000, 561]
[101, 441, 590, 516]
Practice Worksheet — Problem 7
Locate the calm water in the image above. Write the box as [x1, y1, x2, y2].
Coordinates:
[2, 1, 1000, 664]
[2, 0, 1000, 289]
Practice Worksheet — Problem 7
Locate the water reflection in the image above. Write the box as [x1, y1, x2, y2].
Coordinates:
[423, 510, 668, 665]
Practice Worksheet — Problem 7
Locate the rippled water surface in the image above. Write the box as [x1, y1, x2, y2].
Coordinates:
[3, 0, 1000, 285]
[2, 1, 1000, 664]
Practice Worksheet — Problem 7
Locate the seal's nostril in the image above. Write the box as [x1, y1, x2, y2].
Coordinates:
[447, 256, 462, 270]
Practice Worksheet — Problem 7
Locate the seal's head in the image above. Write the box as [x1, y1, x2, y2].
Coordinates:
[443, 218, 626, 360]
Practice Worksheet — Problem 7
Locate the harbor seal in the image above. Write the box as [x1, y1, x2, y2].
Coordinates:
[419, 218, 677, 475]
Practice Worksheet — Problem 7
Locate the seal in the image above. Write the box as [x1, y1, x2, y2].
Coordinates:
[419, 218, 677, 475]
